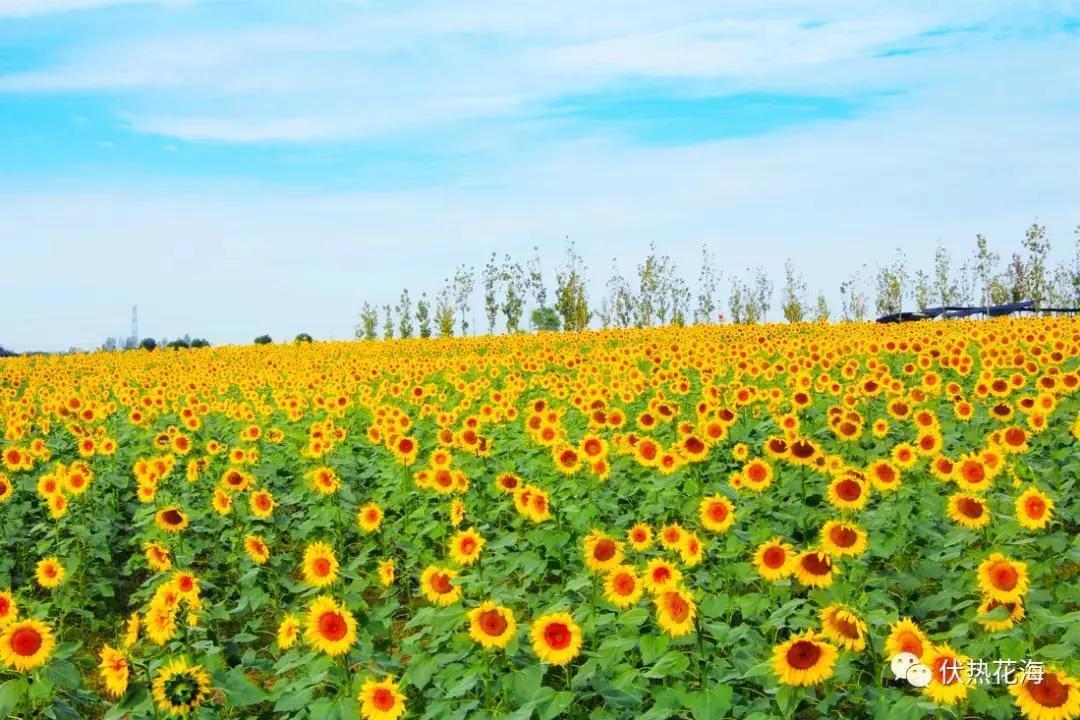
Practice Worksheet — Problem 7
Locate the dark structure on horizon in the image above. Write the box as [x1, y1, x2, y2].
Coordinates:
[876, 300, 1080, 323]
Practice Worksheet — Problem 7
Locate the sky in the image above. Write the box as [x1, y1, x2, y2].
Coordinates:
[1, 0, 1079, 351]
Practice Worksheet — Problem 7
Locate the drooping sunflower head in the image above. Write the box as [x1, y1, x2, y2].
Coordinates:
[793, 550, 835, 588]
[819, 604, 866, 652]
[155, 507, 190, 534]
[152, 657, 212, 716]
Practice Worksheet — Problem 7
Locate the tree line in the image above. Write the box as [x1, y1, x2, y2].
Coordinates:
[355, 222, 1080, 339]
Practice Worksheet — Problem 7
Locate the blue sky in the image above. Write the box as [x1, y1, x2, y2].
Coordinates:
[1, 0, 1078, 350]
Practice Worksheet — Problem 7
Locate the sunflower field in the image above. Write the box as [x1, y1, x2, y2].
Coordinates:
[0, 318, 1078, 720]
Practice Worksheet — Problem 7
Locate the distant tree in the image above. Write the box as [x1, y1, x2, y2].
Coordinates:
[294, 333, 313, 343]
[912, 269, 932, 311]
[554, 238, 590, 331]
[1051, 226, 1080, 307]
[500, 256, 526, 333]
[436, 283, 455, 338]
[253, 335, 272, 345]
[416, 293, 433, 338]
[122, 336, 138, 350]
[526, 246, 547, 309]
[1022, 221, 1051, 309]
[101, 337, 119, 352]
[397, 289, 414, 339]
[139, 337, 157, 351]
[840, 269, 870, 322]
[606, 259, 636, 328]
[751, 266, 774, 322]
[453, 265, 475, 336]
[356, 303, 378, 340]
[483, 253, 500, 334]
[1004, 253, 1027, 304]
[874, 250, 907, 316]
[933, 244, 959, 307]
[167, 338, 190, 350]
[814, 292, 830, 321]
[973, 234, 1000, 310]
[382, 305, 394, 340]
[190, 338, 210, 348]
[531, 306, 561, 332]
[728, 280, 746, 324]
[670, 276, 691, 326]
[781, 259, 807, 323]
[635, 242, 675, 326]
[694, 246, 720, 324]
[0, 345, 17, 357]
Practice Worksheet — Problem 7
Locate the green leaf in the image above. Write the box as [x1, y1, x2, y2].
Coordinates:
[682, 686, 733, 720]
[43, 659, 83, 689]
[538, 691, 574, 720]
[645, 651, 690, 678]
[0, 679, 25, 716]
[215, 667, 267, 707]
[445, 673, 479, 698]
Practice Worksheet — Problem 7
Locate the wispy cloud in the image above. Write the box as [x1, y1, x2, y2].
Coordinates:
[0, 0, 188, 18]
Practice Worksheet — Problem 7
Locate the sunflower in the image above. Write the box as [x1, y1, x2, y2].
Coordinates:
[378, 559, 395, 587]
[977, 553, 1028, 603]
[699, 495, 735, 533]
[35, 556, 65, 589]
[819, 604, 867, 651]
[954, 452, 992, 493]
[98, 644, 129, 698]
[627, 523, 654, 551]
[946, 492, 991, 529]
[357, 502, 384, 533]
[0, 474, 12, 502]
[923, 644, 971, 705]
[885, 617, 928, 661]
[771, 632, 838, 686]
[678, 533, 705, 567]
[359, 675, 407, 720]
[211, 488, 232, 516]
[793, 550, 835, 588]
[122, 612, 140, 649]
[243, 535, 270, 565]
[144, 542, 173, 572]
[642, 558, 683, 595]
[468, 601, 517, 649]
[0, 618, 55, 671]
[277, 613, 300, 649]
[819, 520, 867, 558]
[495, 472, 522, 493]
[446, 527, 484, 566]
[868, 460, 901, 493]
[1015, 487, 1054, 531]
[741, 458, 774, 492]
[530, 613, 583, 665]
[419, 566, 461, 606]
[249, 489, 275, 519]
[827, 474, 869, 512]
[1009, 667, 1080, 720]
[583, 530, 624, 573]
[304, 596, 357, 656]
[155, 507, 189, 534]
[603, 566, 643, 609]
[658, 523, 685, 551]
[306, 467, 341, 495]
[301, 541, 340, 588]
[152, 657, 212, 716]
[0, 590, 16, 627]
[655, 588, 696, 637]
[753, 538, 795, 581]
[977, 596, 1025, 632]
